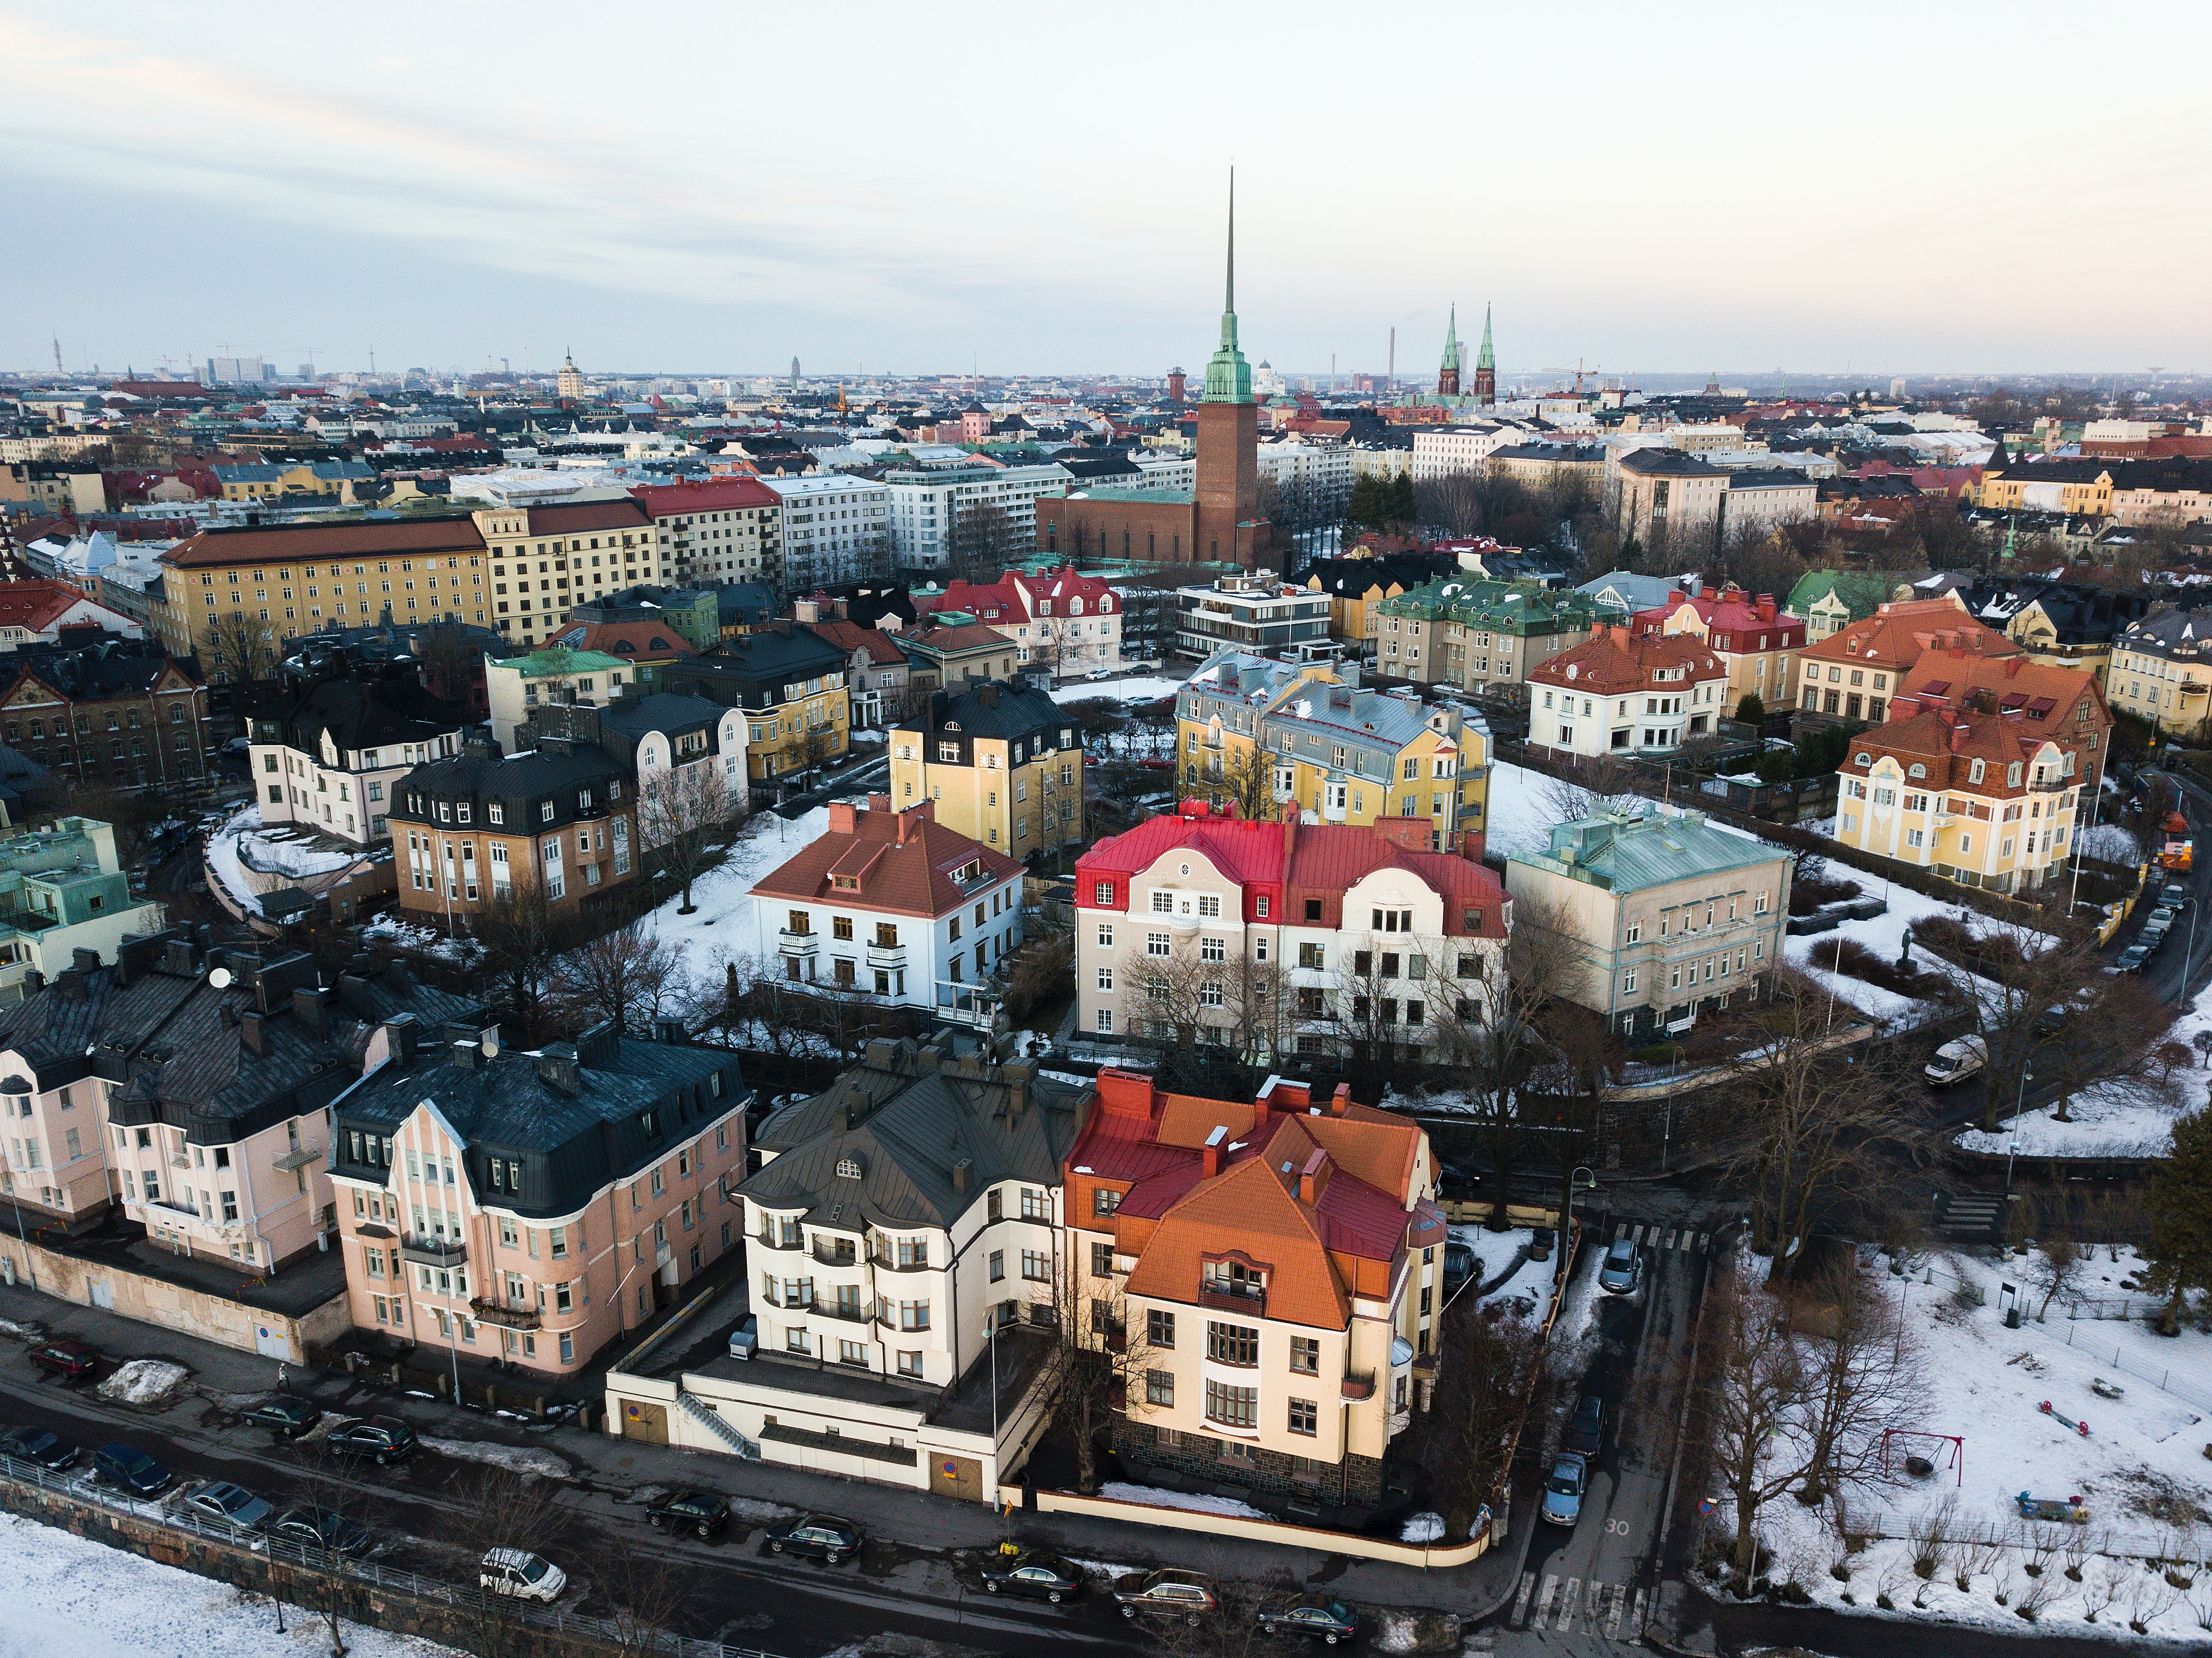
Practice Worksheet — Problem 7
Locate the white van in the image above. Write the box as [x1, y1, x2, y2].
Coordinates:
[1924, 1034, 1988, 1088]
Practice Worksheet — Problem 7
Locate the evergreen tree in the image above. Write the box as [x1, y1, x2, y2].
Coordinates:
[1735, 691, 1766, 728]
[2144, 1106, 2212, 1333]
[1387, 471, 1418, 525]
[1347, 473, 1383, 529]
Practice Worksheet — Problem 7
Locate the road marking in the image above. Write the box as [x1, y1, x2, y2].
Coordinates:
[1605, 1582, 1626, 1640]
[1613, 1221, 1628, 1242]
[1531, 1573, 1557, 1631]
[1632, 1585, 1648, 1635]
[1557, 1577, 1580, 1633]
[1511, 1571, 1534, 1627]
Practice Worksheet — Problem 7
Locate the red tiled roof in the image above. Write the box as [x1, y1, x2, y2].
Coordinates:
[1841, 706, 2080, 794]
[1801, 598, 2016, 669]
[558, 622, 694, 659]
[1893, 650, 2108, 730]
[1077, 811, 1290, 894]
[747, 799, 1018, 918]
[629, 476, 780, 516]
[808, 618, 907, 666]
[524, 499, 651, 533]
[1527, 625, 1726, 695]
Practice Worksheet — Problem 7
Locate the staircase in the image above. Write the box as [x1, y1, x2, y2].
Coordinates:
[675, 1388, 760, 1460]
[1936, 1190, 2004, 1241]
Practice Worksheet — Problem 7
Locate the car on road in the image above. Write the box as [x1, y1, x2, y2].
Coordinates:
[1115, 1568, 1219, 1624]
[1086, 667, 1116, 681]
[27, 1338, 99, 1381]
[1564, 1394, 1606, 1456]
[2109, 943, 2155, 976]
[764, 1513, 860, 1563]
[1599, 1237, 1643, 1294]
[269, 1504, 371, 1555]
[646, 1489, 730, 1538]
[325, 1415, 416, 1464]
[1255, 1592, 1360, 1643]
[980, 1550, 1085, 1602]
[2163, 883, 2193, 912]
[92, 1441, 176, 1496]
[2142, 907, 2177, 944]
[480, 1548, 566, 1601]
[1541, 1451, 1589, 1526]
[244, 1396, 324, 1439]
[1924, 1034, 1988, 1088]
[0, 1425, 80, 1471]
[182, 1480, 274, 1532]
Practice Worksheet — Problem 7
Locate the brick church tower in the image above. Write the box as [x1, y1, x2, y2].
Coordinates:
[1194, 171, 1269, 568]
[1473, 304, 1496, 406]
[1437, 304, 1460, 396]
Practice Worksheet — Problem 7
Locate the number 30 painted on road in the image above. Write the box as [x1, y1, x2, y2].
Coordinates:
[1606, 1519, 1632, 1536]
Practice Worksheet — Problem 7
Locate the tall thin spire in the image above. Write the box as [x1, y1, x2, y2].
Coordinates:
[1226, 165, 1235, 316]
[1202, 167, 1252, 404]
[1476, 304, 1495, 371]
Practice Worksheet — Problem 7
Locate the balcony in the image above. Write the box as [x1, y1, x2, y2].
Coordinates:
[812, 1241, 859, 1268]
[469, 1298, 541, 1331]
[271, 1143, 321, 1173]
[400, 1234, 467, 1267]
[817, 1298, 874, 1325]
[869, 1247, 933, 1273]
[1198, 1280, 1266, 1317]
[865, 941, 906, 969]
[777, 929, 818, 958]
[1340, 1372, 1375, 1401]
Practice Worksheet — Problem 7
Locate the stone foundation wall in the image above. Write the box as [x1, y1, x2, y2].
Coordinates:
[1111, 1415, 1383, 1509]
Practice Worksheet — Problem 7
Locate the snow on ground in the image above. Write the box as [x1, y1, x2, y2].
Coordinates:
[96, 1359, 190, 1406]
[1097, 1481, 1270, 1519]
[204, 804, 267, 914]
[1398, 1510, 1446, 1543]
[419, 1436, 571, 1479]
[0, 1512, 463, 1658]
[362, 913, 477, 962]
[2080, 822, 2143, 863]
[1787, 878, 2054, 1031]
[1738, 1250, 2212, 1642]
[634, 804, 833, 995]
[206, 805, 365, 917]
[1447, 1224, 1552, 1317]
[1051, 674, 1184, 706]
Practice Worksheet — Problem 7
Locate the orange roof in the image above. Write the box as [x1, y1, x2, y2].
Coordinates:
[162, 517, 485, 569]
[1894, 650, 2109, 730]
[1801, 597, 2016, 670]
[1527, 624, 1725, 695]
[1842, 706, 2080, 795]
[809, 617, 907, 667]
[747, 798, 1019, 918]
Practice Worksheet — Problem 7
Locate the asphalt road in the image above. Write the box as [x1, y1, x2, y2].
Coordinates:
[1486, 1212, 1715, 1655]
[0, 1347, 1144, 1658]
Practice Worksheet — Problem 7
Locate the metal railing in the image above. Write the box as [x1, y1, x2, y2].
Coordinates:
[0, 1450, 791, 1658]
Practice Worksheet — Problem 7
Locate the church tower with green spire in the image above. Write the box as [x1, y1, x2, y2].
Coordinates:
[1195, 168, 1267, 567]
[1437, 304, 1461, 396]
[1473, 304, 1496, 405]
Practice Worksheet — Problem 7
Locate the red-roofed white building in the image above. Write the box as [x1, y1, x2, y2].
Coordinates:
[1630, 581, 1804, 717]
[914, 565, 1123, 679]
[629, 475, 781, 586]
[1073, 802, 1508, 1061]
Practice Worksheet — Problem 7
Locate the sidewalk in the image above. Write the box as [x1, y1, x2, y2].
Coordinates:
[0, 1272, 1527, 1613]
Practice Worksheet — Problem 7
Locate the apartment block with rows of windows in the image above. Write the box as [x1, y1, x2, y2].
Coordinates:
[248, 672, 467, 848]
[1063, 1069, 1443, 1512]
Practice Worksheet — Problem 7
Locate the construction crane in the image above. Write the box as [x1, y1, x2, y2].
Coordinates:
[1534, 358, 1603, 395]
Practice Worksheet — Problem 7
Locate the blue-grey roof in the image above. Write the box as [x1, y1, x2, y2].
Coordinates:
[1511, 810, 1789, 893]
[1575, 572, 1684, 615]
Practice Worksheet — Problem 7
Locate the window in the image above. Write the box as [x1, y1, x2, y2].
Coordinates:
[989, 1250, 1005, 1282]
[1020, 1187, 1048, 1220]
[898, 1301, 930, 1330]
[1097, 924, 1113, 948]
[1147, 931, 1170, 957]
[1288, 1398, 1318, 1435]
[1148, 1308, 1176, 1348]
[1298, 942, 1324, 970]
[1289, 1335, 1319, 1375]
[1092, 1241, 1115, 1277]
[1146, 1369, 1175, 1406]
[1204, 1380, 1257, 1429]
[1094, 1188, 1122, 1217]
[1206, 1321, 1259, 1366]
[1021, 1248, 1048, 1281]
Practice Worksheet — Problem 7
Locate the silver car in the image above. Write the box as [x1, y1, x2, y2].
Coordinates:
[1598, 1237, 1642, 1294]
[182, 1479, 274, 1532]
[1541, 1452, 1588, 1526]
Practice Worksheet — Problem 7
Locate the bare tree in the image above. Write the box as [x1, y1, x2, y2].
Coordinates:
[1791, 1258, 1926, 1503]
[1425, 1294, 1546, 1539]
[474, 876, 576, 1039]
[198, 609, 283, 687]
[1704, 1269, 1814, 1590]
[2030, 1234, 2085, 1320]
[551, 919, 681, 1035]
[1534, 754, 1644, 824]
[441, 1467, 572, 1658]
[1041, 1245, 1159, 1495]
[1187, 742, 1281, 822]
[945, 499, 1021, 586]
[282, 1438, 402, 1658]
[635, 759, 739, 914]
[595, 1532, 690, 1658]
[1131, 937, 1281, 1068]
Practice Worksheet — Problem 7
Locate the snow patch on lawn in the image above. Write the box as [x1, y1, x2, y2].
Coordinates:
[1051, 674, 1184, 706]
[419, 1437, 570, 1480]
[1398, 1510, 1446, 1543]
[0, 1512, 463, 1658]
[634, 804, 833, 994]
[1097, 1481, 1270, 1519]
[97, 1359, 190, 1406]
[1786, 879, 2054, 1031]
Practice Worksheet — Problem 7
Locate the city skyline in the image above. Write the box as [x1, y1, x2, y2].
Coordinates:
[5, 2, 2211, 378]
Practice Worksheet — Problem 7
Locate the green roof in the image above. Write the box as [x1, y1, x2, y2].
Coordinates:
[492, 646, 628, 678]
[1377, 575, 1602, 636]
[1511, 810, 1786, 894]
[1784, 569, 1897, 622]
[1077, 487, 1194, 505]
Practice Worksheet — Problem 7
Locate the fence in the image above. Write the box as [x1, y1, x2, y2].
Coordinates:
[1828, 1500, 2176, 1564]
[2052, 1320, 2212, 1413]
[0, 1449, 791, 1658]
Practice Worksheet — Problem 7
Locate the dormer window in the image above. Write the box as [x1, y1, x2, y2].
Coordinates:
[1969, 759, 1985, 784]
[437, 802, 451, 822]
[833, 875, 858, 890]
[1906, 763, 1926, 779]
[456, 803, 471, 824]
[578, 788, 594, 810]
[488, 801, 504, 825]
[541, 801, 555, 822]
[836, 1156, 862, 1179]
[2008, 763, 2022, 787]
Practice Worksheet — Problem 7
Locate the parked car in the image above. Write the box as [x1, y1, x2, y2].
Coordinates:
[182, 1480, 274, 1532]
[1443, 1239, 1478, 1293]
[764, 1513, 861, 1563]
[1541, 1451, 1589, 1526]
[2142, 907, 2177, 943]
[92, 1441, 175, 1496]
[1115, 1568, 1219, 1624]
[244, 1396, 323, 1439]
[2161, 883, 2192, 912]
[325, 1415, 416, 1465]
[1923, 1034, 1988, 1088]
[646, 1489, 729, 1538]
[481, 1548, 566, 1601]
[1087, 667, 1115, 681]
[1564, 1394, 1605, 1456]
[1529, 1227, 1557, 1262]
[981, 1550, 1085, 1602]
[0, 1425, 80, 1471]
[2109, 943, 2155, 976]
[1598, 1237, 1643, 1294]
[1256, 1592, 1360, 1644]
[269, 1504, 371, 1555]
[27, 1338, 99, 1381]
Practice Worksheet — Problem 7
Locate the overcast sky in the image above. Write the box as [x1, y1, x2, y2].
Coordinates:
[5, 2, 2209, 381]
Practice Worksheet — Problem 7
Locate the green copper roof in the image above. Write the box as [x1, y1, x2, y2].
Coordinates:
[1079, 486, 1195, 504]
[1440, 305, 1460, 373]
[1201, 170, 1253, 405]
[1475, 304, 1495, 372]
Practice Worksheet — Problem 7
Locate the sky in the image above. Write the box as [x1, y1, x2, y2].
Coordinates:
[4, 2, 2210, 381]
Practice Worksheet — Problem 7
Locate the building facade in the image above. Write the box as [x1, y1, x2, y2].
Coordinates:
[1792, 598, 2014, 734]
[2107, 607, 2212, 742]
[661, 624, 852, 788]
[762, 475, 890, 590]
[249, 675, 467, 846]
[630, 476, 782, 588]
[1526, 627, 1730, 758]
[0, 818, 166, 1004]
[883, 461, 1072, 572]
[1630, 584, 1803, 717]
[889, 680, 1085, 857]
[1176, 574, 1335, 661]
[0, 644, 215, 793]
[1608, 450, 1728, 556]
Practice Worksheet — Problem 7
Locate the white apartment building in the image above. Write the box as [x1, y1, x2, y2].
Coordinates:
[763, 475, 890, 589]
[249, 678, 467, 847]
[883, 462, 1073, 572]
[1256, 441, 1354, 497]
[1411, 424, 1519, 481]
[1133, 453, 1198, 491]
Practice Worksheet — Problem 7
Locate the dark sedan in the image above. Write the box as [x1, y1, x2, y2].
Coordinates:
[325, 1415, 416, 1464]
[764, 1514, 860, 1563]
[981, 1551, 1085, 1602]
[244, 1396, 323, 1439]
[645, 1489, 729, 1538]
[269, 1504, 372, 1555]
[1257, 1592, 1360, 1644]
[1564, 1393, 1605, 1456]
[92, 1441, 175, 1497]
[0, 1425, 80, 1471]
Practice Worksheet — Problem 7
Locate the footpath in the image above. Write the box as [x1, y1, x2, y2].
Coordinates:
[0, 1273, 1533, 1619]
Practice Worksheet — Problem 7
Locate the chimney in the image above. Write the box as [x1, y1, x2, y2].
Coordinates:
[2005, 655, 2025, 678]
[1755, 594, 1776, 621]
[950, 1156, 972, 1193]
[1005, 1059, 1034, 1118]
[536, 1042, 582, 1096]
[867, 792, 892, 814]
[1299, 1148, 1329, 1205]
[21, 969, 41, 995]
[979, 683, 999, 707]
[1328, 1083, 1351, 1118]
[828, 800, 858, 835]
[71, 947, 99, 975]
[450, 1038, 480, 1071]
[1202, 1124, 1228, 1179]
[1611, 624, 1632, 649]
[240, 1009, 269, 1055]
[382, 1012, 418, 1064]
[293, 984, 330, 1041]
[54, 967, 85, 1001]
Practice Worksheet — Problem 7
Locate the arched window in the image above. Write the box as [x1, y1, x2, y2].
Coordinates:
[1906, 763, 1926, 779]
[1853, 752, 1872, 767]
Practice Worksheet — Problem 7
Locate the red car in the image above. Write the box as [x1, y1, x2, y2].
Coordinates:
[28, 1338, 99, 1380]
